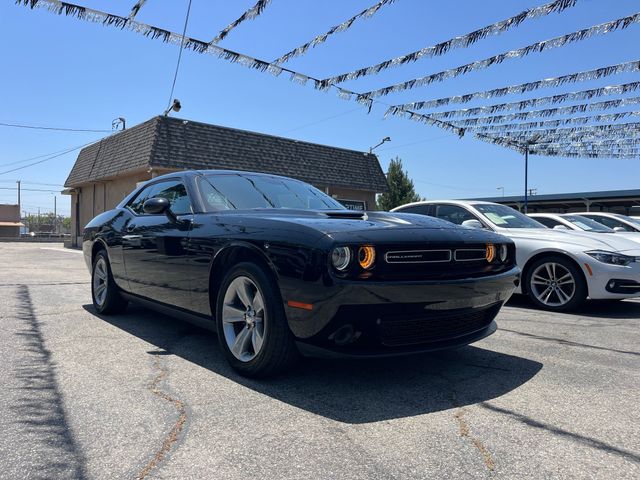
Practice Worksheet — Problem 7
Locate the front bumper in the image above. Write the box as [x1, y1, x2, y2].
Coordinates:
[282, 266, 519, 354]
[582, 259, 640, 299]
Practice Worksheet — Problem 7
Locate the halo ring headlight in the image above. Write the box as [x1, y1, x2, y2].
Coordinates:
[486, 244, 496, 263]
[358, 246, 376, 270]
[499, 244, 508, 263]
[331, 247, 352, 271]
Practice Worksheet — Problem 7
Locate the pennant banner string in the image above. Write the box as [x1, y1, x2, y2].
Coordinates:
[128, 0, 147, 20]
[273, 0, 396, 64]
[496, 121, 640, 137]
[320, 0, 578, 84]
[531, 139, 640, 149]
[398, 61, 640, 109]
[396, 81, 640, 113]
[211, 0, 272, 44]
[457, 111, 640, 132]
[350, 12, 640, 98]
[423, 97, 640, 124]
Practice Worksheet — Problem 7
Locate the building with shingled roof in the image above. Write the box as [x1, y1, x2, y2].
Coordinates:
[64, 116, 388, 246]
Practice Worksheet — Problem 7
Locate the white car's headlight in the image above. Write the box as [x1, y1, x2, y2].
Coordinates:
[585, 250, 635, 266]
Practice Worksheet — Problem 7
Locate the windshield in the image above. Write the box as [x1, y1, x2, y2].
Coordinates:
[561, 215, 613, 232]
[199, 174, 346, 211]
[621, 215, 640, 228]
[475, 204, 545, 229]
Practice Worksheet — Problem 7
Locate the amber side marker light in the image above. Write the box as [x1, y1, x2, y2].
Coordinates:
[358, 246, 376, 270]
[486, 244, 496, 263]
[287, 300, 313, 311]
[584, 263, 593, 276]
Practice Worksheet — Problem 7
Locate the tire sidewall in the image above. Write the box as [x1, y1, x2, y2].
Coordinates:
[525, 255, 587, 312]
[215, 262, 293, 376]
[92, 249, 126, 314]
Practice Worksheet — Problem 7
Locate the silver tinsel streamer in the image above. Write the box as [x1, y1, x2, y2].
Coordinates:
[273, 0, 396, 64]
[459, 111, 640, 132]
[396, 81, 640, 113]
[128, 0, 147, 19]
[355, 12, 640, 98]
[531, 139, 640, 149]
[321, 0, 578, 85]
[211, 0, 272, 44]
[424, 97, 640, 125]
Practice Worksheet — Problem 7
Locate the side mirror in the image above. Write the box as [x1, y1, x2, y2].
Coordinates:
[143, 197, 170, 215]
[553, 225, 569, 230]
[461, 219, 484, 230]
[613, 226, 626, 232]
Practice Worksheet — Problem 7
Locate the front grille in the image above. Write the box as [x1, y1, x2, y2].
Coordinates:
[378, 305, 497, 347]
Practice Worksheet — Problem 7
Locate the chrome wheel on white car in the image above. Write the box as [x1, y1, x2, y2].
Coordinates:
[525, 256, 587, 312]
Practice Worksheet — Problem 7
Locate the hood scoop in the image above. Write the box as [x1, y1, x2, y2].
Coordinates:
[323, 210, 367, 220]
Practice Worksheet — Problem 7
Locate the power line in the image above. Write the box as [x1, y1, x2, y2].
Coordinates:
[0, 187, 60, 192]
[166, 0, 193, 111]
[0, 140, 103, 168]
[0, 121, 111, 133]
[0, 140, 99, 176]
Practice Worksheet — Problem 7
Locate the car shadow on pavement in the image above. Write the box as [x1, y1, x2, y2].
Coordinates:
[507, 294, 640, 319]
[84, 304, 542, 424]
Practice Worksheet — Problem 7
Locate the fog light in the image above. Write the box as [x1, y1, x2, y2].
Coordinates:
[609, 280, 616, 289]
[358, 245, 376, 270]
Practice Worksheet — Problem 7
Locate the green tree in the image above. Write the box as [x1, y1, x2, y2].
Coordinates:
[376, 157, 422, 211]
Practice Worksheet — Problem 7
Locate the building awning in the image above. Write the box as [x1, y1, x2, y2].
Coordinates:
[0, 221, 25, 227]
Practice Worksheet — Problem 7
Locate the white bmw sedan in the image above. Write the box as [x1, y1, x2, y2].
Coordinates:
[391, 200, 640, 312]
[529, 213, 640, 245]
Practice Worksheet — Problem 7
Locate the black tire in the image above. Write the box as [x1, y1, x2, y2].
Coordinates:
[216, 262, 298, 378]
[525, 255, 587, 312]
[91, 249, 128, 314]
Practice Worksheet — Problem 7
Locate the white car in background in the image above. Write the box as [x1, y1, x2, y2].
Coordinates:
[576, 212, 640, 233]
[391, 200, 640, 312]
[529, 213, 640, 245]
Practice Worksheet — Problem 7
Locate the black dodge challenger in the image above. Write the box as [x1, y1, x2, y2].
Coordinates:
[83, 170, 519, 377]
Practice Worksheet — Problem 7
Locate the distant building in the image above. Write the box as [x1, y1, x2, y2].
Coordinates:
[63, 116, 388, 247]
[468, 189, 640, 215]
[0, 204, 24, 237]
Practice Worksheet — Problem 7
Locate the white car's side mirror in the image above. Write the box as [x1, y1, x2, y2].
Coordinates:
[461, 219, 485, 230]
[613, 226, 626, 232]
[553, 225, 569, 230]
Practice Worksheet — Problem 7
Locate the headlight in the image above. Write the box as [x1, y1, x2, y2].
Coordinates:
[499, 244, 508, 263]
[485, 244, 496, 263]
[358, 245, 376, 270]
[586, 250, 635, 266]
[331, 246, 352, 271]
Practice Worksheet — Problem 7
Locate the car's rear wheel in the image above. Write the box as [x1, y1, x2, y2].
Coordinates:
[526, 255, 586, 312]
[92, 249, 128, 314]
[216, 262, 298, 377]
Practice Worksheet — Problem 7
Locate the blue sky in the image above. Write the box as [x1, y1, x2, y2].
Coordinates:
[1, 0, 639, 216]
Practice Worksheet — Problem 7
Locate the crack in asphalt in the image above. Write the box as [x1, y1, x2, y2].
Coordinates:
[500, 328, 640, 356]
[135, 346, 189, 480]
[453, 409, 495, 471]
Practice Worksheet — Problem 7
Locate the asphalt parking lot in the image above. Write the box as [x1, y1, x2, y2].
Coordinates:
[1, 242, 638, 480]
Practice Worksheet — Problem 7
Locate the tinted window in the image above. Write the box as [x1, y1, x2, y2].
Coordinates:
[533, 217, 562, 228]
[396, 205, 430, 215]
[200, 174, 345, 211]
[435, 205, 477, 225]
[127, 180, 192, 215]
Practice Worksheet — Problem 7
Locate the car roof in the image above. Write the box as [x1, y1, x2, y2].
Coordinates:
[392, 199, 497, 210]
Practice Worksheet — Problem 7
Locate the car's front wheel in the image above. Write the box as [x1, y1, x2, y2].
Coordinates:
[525, 255, 587, 312]
[92, 249, 128, 314]
[216, 262, 298, 377]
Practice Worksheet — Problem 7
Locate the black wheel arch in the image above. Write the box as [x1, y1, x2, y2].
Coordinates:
[521, 251, 589, 297]
[91, 239, 110, 265]
[208, 242, 281, 316]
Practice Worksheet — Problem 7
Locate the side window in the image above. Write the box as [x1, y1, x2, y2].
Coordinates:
[127, 185, 154, 215]
[535, 217, 561, 228]
[396, 205, 430, 215]
[150, 181, 192, 215]
[435, 205, 477, 225]
[126, 180, 192, 216]
[587, 216, 632, 231]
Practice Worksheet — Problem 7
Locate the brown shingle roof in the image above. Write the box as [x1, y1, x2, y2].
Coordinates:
[65, 116, 388, 192]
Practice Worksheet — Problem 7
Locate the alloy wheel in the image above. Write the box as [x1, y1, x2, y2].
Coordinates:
[221, 276, 266, 362]
[93, 257, 108, 307]
[530, 262, 576, 307]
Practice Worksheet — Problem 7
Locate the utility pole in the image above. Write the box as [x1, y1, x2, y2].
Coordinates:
[524, 147, 529, 214]
[16, 180, 21, 210]
[54, 196, 57, 234]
